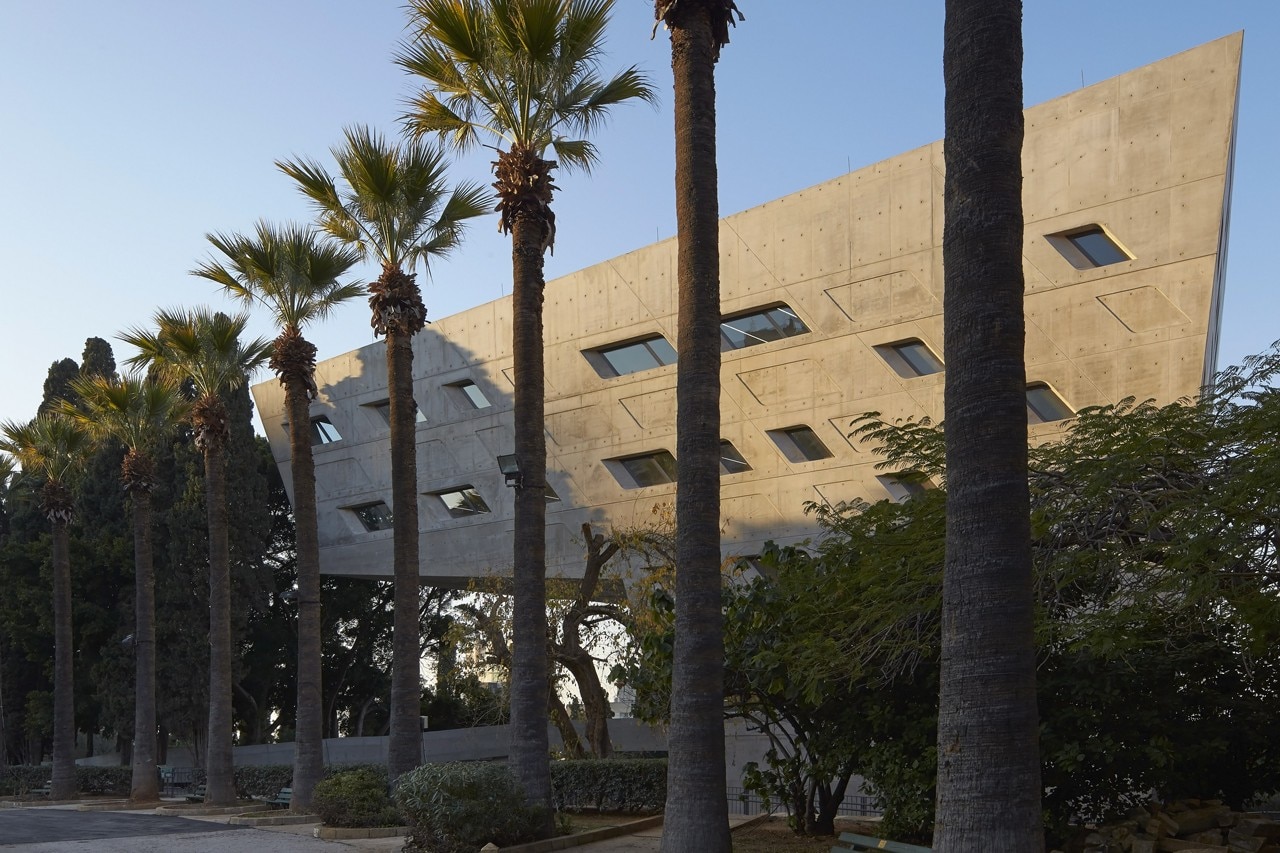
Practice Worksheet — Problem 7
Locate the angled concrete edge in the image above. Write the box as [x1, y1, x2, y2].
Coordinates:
[497, 814, 666, 853]
[229, 811, 321, 826]
[313, 825, 408, 839]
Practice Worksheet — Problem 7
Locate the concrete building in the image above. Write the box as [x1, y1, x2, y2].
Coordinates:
[252, 34, 1240, 587]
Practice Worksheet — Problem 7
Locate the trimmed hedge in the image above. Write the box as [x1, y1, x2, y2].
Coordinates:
[394, 762, 545, 853]
[551, 758, 666, 814]
[312, 767, 399, 828]
[0, 765, 132, 796]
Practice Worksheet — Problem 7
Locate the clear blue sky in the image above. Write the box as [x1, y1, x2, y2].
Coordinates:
[2, 2, 1276, 426]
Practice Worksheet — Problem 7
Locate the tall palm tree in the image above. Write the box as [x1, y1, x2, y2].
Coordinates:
[192, 222, 362, 810]
[0, 415, 93, 801]
[278, 128, 487, 782]
[59, 373, 188, 803]
[934, 2, 1043, 850]
[121, 309, 271, 806]
[651, 2, 740, 850]
[398, 0, 654, 816]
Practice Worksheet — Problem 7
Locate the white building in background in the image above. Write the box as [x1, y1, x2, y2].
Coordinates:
[253, 35, 1240, 588]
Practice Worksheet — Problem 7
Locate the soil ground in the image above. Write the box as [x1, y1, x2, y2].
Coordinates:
[729, 817, 892, 852]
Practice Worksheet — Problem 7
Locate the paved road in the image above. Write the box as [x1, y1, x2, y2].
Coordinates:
[0, 806, 382, 852]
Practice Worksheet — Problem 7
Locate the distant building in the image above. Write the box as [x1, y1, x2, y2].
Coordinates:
[253, 35, 1241, 588]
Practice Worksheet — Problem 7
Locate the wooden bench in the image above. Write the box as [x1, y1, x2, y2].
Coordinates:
[265, 787, 292, 809]
[185, 785, 207, 803]
[831, 831, 933, 853]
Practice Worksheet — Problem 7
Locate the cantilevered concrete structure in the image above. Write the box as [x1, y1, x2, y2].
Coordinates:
[253, 35, 1241, 586]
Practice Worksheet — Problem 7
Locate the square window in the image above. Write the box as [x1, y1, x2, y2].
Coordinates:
[310, 415, 342, 445]
[349, 501, 393, 532]
[768, 426, 833, 463]
[544, 483, 561, 503]
[876, 339, 944, 378]
[719, 440, 752, 475]
[585, 336, 678, 378]
[608, 450, 678, 488]
[721, 304, 810, 351]
[430, 486, 491, 518]
[451, 380, 492, 410]
[1046, 225, 1132, 269]
[1026, 383, 1074, 424]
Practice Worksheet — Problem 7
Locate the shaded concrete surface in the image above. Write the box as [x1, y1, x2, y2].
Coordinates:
[0, 803, 761, 852]
[0, 804, 398, 851]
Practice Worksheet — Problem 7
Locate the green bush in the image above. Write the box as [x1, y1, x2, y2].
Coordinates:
[232, 764, 293, 799]
[76, 766, 131, 795]
[550, 758, 666, 814]
[0, 765, 54, 796]
[312, 768, 400, 828]
[394, 762, 545, 853]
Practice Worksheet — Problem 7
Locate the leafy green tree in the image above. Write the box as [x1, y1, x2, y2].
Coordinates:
[279, 127, 486, 783]
[121, 309, 270, 805]
[0, 415, 93, 799]
[398, 0, 653, 817]
[650, 1, 740, 848]
[60, 372, 188, 802]
[193, 220, 362, 810]
[621, 350, 1280, 843]
[936, 1, 1041, 850]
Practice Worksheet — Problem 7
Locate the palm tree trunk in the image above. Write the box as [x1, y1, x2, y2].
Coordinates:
[286, 376, 324, 810]
[204, 441, 236, 805]
[130, 491, 159, 802]
[387, 328, 423, 783]
[662, 3, 730, 851]
[509, 210, 553, 831]
[934, 2, 1043, 850]
[50, 519, 76, 801]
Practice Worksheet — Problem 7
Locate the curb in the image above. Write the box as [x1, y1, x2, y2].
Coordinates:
[313, 825, 408, 840]
[496, 814, 665, 853]
[155, 802, 271, 816]
[229, 812, 321, 827]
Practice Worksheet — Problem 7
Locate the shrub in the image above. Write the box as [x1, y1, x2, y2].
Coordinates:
[312, 767, 400, 828]
[76, 766, 131, 795]
[394, 762, 545, 853]
[232, 764, 293, 799]
[0, 765, 55, 796]
[551, 758, 666, 814]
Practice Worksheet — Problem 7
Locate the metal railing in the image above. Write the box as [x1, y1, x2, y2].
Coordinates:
[726, 786, 881, 818]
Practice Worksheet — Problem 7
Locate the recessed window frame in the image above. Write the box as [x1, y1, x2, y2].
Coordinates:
[605, 450, 678, 489]
[876, 339, 944, 378]
[584, 335, 678, 379]
[428, 485, 492, 519]
[767, 425, 834, 463]
[363, 399, 426, 426]
[1046, 224, 1133, 270]
[348, 501, 393, 532]
[720, 304, 810, 352]
[310, 415, 343, 445]
[719, 440, 752, 476]
[876, 473, 933, 503]
[448, 380, 492, 410]
[1026, 383, 1075, 425]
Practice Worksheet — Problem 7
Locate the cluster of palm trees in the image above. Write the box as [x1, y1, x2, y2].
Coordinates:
[3, 1, 1039, 848]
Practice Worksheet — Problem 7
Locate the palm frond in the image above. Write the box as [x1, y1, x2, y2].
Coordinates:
[120, 307, 271, 402]
[0, 414, 93, 487]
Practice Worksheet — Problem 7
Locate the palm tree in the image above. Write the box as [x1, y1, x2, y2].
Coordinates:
[0, 415, 93, 801]
[121, 309, 271, 806]
[278, 128, 487, 782]
[59, 373, 188, 803]
[192, 222, 362, 810]
[651, 2, 740, 849]
[934, 2, 1043, 850]
[397, 0, 654, 816]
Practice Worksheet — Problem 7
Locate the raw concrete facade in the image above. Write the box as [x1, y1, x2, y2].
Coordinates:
[252, 35, 1241, 586]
